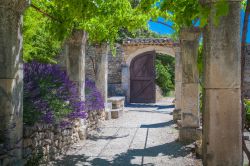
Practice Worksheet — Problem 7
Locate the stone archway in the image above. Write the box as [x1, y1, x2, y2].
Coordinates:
[121, 38, 179, 103]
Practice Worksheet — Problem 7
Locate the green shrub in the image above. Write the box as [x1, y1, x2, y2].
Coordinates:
[245, 100, 250, 124]
[155, 55, 175, 96]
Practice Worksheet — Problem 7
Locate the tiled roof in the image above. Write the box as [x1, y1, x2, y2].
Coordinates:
[123, 38, 179, 46]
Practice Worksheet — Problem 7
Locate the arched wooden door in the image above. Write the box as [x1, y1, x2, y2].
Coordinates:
[130, 51, 156, 103]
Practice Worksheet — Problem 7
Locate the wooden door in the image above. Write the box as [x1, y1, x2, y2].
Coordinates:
[130, 51, 156, 103]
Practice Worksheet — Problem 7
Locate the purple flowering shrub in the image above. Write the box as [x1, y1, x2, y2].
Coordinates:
[23, 62, 87, 127]
[85, 79, 105, 111]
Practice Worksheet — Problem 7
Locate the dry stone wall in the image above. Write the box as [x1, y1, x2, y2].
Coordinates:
[21, 110, 105, 164]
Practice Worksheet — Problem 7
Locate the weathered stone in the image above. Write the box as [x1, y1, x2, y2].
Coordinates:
[108, 96, 125, 110]
[175, 82, 182, 108]
[181, 83, 199, 128]
[174, 49, 182, 111]
[0, 2, 29, 164]
[179, 28, 200, 142]
[173, 109, 181, 122]
[65, 30, 87, 100]
[44, 139, 52, 145]
[111, 110, 121, 119]
[203, 89, 242, 165]
[78, 125, 87, 140]
[23, 138, 32, 148]
[195, 140, 202, 158]
[203, 2, 242, 165]
[179, 127, 202, 143]
[95, 44, 109, 105]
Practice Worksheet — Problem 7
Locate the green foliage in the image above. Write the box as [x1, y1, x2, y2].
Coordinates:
[242, 0, 247, 10]
[23, 7, 62, 63]
[245, 100, 250, 124]
[29, 0, 153, 54]
[197, 43, 204, 81]
[23, 100, 42, 126]
[155, 55, 175, 96]
[213, 0, 229, 26]
[154, 0, 243, 33]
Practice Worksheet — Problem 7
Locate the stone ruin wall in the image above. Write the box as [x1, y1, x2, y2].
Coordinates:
[85, 41, 175, 100]
[22, 110, 105, 164]
[85, 44, 125, 97]
[244, 44, 250, 98]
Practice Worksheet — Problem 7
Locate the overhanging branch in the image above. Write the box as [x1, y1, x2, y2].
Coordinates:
[149, 19, 173, 30]
[30, 4, 61, 23]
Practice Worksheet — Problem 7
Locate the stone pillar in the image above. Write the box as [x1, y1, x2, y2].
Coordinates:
[121, 64, 129, 103]
[0, 0, 28, 164]
[65, 30, 87, 100]
[95, 44, 109, 104]
[179, 28, 200, 142]
[202, 1, 242, 165]
[173, 47, 182, 122]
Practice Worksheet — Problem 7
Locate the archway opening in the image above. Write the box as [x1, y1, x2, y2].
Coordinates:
[155, 53, 175, 101]
[129, 51, 175, 103]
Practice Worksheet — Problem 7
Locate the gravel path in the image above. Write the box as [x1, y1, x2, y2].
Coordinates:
[51, 98, 202, 166]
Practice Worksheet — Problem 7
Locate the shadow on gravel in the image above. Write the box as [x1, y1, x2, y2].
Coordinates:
[126, 104, 175, 109]
[128, 109, 172, 115]
[140, 120, 175, 128]
[52, 140, 191, 166]
[88, 134, 129, 141]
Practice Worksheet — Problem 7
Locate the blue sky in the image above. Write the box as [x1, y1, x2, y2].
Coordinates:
[149, 11, 250, 43]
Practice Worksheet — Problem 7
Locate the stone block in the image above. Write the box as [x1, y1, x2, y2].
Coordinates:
[105, 111, 111, 120]
[181, 83, 199, 128]
[180, 28, 200, 41]
[203, 88, 242, 165]
[195, 140, 202, 159]
[179, 127, 201, 143]
[175, 81, 182, 110]
[173, 109, 181, 122]
[111, 109, 121, 119]
[78, 125, 87, 140]
[175, 52, 182, 82]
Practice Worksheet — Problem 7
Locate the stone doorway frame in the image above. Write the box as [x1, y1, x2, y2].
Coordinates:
[121, 39, 180, 103]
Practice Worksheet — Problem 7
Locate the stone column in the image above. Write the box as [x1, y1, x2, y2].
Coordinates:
[0, 0, 28, 164]
[202, 1, 242, 165]
[95, 44, 109, 105]
[173, 47, 182, 122]
[121, 64, 129, 103]
[179, 28, 200, 142]
[65, 30, 87, 100]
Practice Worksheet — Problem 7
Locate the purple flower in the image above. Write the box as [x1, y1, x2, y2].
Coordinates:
[24, 62, 88, 126]
[85, 79, 105, 111]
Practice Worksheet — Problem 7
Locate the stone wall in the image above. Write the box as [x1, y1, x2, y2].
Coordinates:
[21, 110, 105, 164]
[86, 44, 125, 97]
[244, 44, 250, 98]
